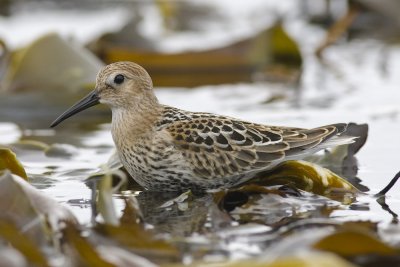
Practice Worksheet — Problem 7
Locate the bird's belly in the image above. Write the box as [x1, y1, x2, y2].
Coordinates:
[118, 142, 196, 191]
[118, 146, 250, 191]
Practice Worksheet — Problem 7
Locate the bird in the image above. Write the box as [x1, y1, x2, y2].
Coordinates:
[51, 61, 354, 192]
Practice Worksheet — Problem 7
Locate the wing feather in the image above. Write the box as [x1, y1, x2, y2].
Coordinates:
[162, 109, 348, 180]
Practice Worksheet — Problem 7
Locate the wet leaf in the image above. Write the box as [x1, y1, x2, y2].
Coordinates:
[313, 228, 398, 256]
[63, 223, 116, 267]
[256, 160, 358, 198]
[0, 170, 77, 244]
[0, 220, 50, 267]
[0, 147, 27, 179]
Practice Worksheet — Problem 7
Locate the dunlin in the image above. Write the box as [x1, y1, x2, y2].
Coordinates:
[51, 62, 354, 191]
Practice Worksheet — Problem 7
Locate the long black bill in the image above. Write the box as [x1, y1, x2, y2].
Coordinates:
[50, 90, 100, 128]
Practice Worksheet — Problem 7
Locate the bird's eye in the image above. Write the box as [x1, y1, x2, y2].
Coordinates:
[114, 74, 125, 85]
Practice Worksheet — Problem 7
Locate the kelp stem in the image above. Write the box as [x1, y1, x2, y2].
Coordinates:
[376, 170, 400, 196]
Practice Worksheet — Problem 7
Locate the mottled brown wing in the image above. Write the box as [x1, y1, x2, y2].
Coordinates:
[166, 113, 346, 179]
[252, 122, 347, 156]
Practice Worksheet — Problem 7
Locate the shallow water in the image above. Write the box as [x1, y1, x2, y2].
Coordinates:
[2, 44, 399, 225]
[1, 2, 400, 263]
[1, 38, 400, 222]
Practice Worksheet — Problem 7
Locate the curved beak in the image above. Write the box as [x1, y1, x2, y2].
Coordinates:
[50, 90, 100, 128]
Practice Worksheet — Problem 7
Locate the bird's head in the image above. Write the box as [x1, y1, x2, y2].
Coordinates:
[50, 61, 154, 127]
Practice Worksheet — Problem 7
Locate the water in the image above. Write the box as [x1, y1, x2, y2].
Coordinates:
[2, 44, 399, 224]
[1, 1, 400, 263]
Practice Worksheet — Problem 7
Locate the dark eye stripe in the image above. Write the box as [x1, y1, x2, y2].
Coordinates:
[114, 74, 125, 84]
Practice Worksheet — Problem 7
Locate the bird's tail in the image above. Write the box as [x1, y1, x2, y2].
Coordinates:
[284, 123, 356, 160]
[317, 134, 356, 149]
[316, 123, 357, 149]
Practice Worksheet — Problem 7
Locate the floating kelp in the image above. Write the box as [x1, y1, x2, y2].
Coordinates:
[0, 33, 101, 92]
[9, 139, 78, 165]
[266, 22, 303, 69]
[0, 220, 50, 267]
[206, 160, 365, 228]
[44, 143, 79, 158]
[11, 139, 50, 151]
[0, 170, 77, 263]
[185, 220, 399, 267]
[1, 158, 400, 266]
[253, 160, 358, 199]
[101, 154, 357, 200]
[313, 228, 398, 257]
[90, 23, 302, 87]
[0, 33, 107, 124]
[62, 223, 118, 267]
[63, 221, 158, 267]
[0, 147, 27, 179]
